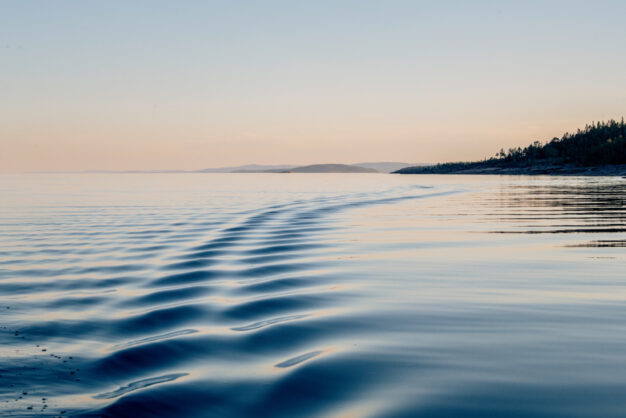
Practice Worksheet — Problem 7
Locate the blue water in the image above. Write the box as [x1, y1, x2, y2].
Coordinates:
[1, 174, 625, 417]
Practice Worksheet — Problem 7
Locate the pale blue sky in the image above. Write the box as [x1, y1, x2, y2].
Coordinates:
[1, 1, 625, 171]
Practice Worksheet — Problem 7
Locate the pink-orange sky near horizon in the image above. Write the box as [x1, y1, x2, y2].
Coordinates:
[1, 1, 625, 172]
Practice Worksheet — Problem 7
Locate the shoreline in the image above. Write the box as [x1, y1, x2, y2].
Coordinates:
[395, 163, 626, 176]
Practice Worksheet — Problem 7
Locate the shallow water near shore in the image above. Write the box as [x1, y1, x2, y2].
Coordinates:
[1, 173, 625, 417]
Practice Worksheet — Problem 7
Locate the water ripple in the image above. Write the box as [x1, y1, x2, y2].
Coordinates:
[1, 174, 625, 417]
[93, 373, 189, 399]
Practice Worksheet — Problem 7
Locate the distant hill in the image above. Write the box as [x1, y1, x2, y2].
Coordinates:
[70, 163, 378, 174]
[354, 162, 418, 173]
[271, 164, 378, 173]
[396, 119, 626, 176]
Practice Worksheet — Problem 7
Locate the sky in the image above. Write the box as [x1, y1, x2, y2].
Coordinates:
[1, 0, 625, 172]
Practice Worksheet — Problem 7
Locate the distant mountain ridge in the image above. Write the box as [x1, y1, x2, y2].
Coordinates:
[274, 164, 378, 173]
[354, 162, 421, 173]
[224, 164, 380, 173]
[44, 162, 415, 174]
[228, 162, 416, 173]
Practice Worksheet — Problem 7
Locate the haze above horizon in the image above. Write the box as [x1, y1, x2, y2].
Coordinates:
[2, 1, 625, 173]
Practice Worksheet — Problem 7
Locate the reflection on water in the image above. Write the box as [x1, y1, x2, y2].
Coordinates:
[1, 174, 625, 417]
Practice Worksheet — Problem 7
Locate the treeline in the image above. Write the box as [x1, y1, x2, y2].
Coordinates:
[396, 118, 626, 174]
[496, 119, 626, 166]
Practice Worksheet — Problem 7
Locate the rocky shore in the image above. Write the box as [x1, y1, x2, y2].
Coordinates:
[395, 163, 626, 176]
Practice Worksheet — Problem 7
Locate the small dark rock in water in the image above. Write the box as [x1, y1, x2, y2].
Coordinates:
[27, 406, 33, 410]
[22, 391, 28, 395]
[42, 349, 46, 352]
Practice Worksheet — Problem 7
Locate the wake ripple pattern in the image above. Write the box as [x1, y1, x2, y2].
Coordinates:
[0, 179, 451, 417]
[3, 175, 625, 418]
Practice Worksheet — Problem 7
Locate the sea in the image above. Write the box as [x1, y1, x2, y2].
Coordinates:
[1, 173, 625, 417]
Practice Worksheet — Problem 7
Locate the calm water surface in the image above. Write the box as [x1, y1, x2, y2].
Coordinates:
[1, 174, 625, 417]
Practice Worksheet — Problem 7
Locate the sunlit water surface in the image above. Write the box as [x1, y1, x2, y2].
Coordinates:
[1, 174, 625, 417]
